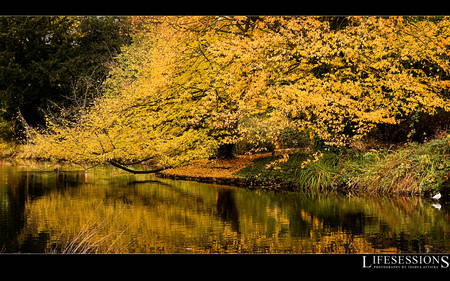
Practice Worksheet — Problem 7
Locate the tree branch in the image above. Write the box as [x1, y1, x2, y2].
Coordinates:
[108, 160, 167, 174]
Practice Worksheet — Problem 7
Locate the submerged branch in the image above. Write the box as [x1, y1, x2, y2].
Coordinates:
[108, 160, 167, 174]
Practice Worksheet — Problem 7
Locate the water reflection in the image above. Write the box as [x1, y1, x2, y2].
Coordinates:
[216, 189, 240, 233]
[0, 162, 449, 253]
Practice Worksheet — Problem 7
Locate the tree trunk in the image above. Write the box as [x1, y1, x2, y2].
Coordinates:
[216, 143, 235, 159]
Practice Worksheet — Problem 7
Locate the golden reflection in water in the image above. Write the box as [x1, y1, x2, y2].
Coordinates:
[2, 163, 449, 253]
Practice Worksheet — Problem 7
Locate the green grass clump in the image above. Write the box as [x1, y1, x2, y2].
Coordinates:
[290, 151, 339, 190]
[235, 150, 340, 191]
[236, 134, 450, 195]
[341, 135, 450, 195]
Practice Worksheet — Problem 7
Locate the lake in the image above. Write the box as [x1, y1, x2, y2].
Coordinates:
[0, 161, 449, 253]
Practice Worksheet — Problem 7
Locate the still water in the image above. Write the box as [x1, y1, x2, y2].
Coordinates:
[0, 161, 449, 253]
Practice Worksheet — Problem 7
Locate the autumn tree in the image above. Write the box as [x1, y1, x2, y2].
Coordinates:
[24, 16, 450, 171]
[203, 16, 450, 147]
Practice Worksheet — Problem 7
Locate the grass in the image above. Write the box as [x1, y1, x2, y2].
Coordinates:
[342, 135, 450, 195]
[235, 150, 340, 191]
[47, 206, 133, 254]
[294, 152, 339, 190]
[235, 134, 450, 196]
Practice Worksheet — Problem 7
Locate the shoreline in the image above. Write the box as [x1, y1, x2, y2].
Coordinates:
[154, 153, 298, 191]
[2, 133, 449, 196]
[153, 153, 347, 193]
[153, 136, 450, 197]
[155, 170, 300, 191]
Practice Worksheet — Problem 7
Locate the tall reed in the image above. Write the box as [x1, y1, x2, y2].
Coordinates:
[343, 135, 450, 195]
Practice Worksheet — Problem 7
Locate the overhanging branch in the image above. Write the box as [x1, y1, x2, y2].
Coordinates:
[108, 160, 167, 174]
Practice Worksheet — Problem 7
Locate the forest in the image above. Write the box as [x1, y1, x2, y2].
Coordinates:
[0, 16, 449, 195]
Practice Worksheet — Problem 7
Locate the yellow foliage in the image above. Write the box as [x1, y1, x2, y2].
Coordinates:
[26, 16, 450, 167]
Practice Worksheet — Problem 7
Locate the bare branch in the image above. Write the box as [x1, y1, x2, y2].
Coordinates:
[108, 160, 168, 174]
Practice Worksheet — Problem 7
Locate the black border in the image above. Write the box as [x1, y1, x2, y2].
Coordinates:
[1, 253, 449, 276]
[1, 2, 447, 16]
[1, 6, 448, 277]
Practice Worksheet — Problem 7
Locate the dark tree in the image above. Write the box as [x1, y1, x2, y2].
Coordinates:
[0, 16, 131, 140]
